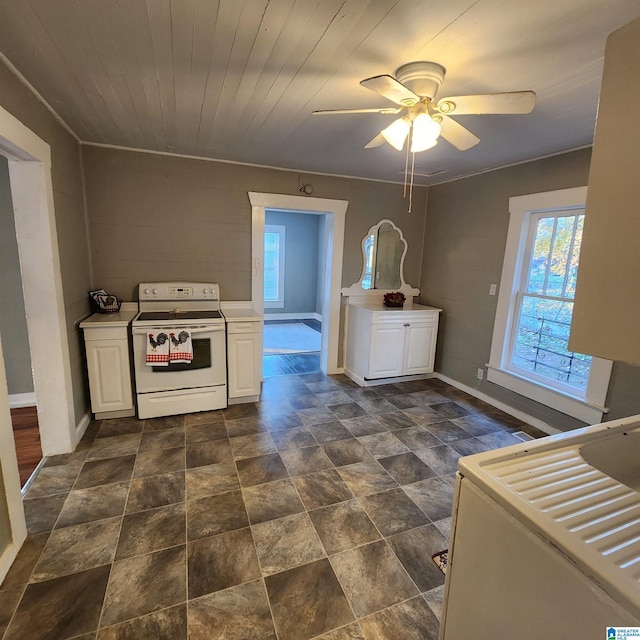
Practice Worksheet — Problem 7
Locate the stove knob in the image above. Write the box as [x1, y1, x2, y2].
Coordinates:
[152, 288, 158, 295]
[143, 288, 150, 295]
[203, 287, 208, 294]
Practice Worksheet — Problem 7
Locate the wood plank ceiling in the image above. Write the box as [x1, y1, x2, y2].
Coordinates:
[0, 0, 639, 185]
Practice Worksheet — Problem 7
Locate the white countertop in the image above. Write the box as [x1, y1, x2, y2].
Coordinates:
[349, 302, 442, 313]
[79, 304, 138, 328]
[222, 308, 263, 322]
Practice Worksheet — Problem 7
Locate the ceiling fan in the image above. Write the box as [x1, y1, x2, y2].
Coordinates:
[312, 61, 536, 153]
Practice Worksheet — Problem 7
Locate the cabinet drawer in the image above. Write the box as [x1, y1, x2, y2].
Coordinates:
[371, 310, 439, 324]
[227, 321, 261, 334]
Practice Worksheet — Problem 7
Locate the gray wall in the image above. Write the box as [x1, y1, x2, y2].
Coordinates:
[264, 210, 320, 316]
[0, 156, 33, 395]
[419, 148, 640, 430]
[0, 57, 91, 424]
[82, 146, 429, 302]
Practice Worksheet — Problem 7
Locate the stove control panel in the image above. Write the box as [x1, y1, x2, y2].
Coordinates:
[139, 282, 220, 302]
[169, 286, 193, 297]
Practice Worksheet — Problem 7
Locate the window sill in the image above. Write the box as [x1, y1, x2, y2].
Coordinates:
[486, 365, 607, 424]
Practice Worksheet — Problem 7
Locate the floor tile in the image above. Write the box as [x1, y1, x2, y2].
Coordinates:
[305, 380, 341, 394]
[315, 391, 352, 405]
[115, 502, 186, 560]
[73, 455, 135, 490]
[344, 389, 380, 403]
[414, 445, 462, 476]
[56, 482, 129, 529]
[288, 394, 325, 410]
[432, 401, 470, 419]
[408, 390, 449, 406]
[340, 415, 386, 437]
[360, 488, 429, 536]
[86, 434, 141, 461]
[328, 402, 367, 420]
[185, 421, 228, 443]
[4, 566, 110, 640]
[358, 432, 410, 458]
[356, 397, 398, 415]
[402, 477, 455, 522]
[393, 425, 441, 450]
[401, 407, 447, 426]
[101, 546, 186, 627]
[132, 446, 185, 478]
[359, 595, 439, 640]
[186, 439, 233, 467]
[97, 603, 186, 640]
[188, 528, 260, 599]
[24, 465, 77, 499]
[322, 439, 372, 467]
[450, 437, 493, 456]
[316, 622, 366, 639]
[337, 461, 397, 498]
[387, 524, 448, 592]
[32, 517, 120, 582]
[23, 494, 66, 534]
[223, 403, 259, 421]
[378, 452, 436, 485]
[252, 512, 326, 575]
[265, 558, 354, 640]
[368, 383, 402, 397]
[434, 517, 452, 540]
[330, 540, 418, 618]
[373, 410, 419, 431]
[309, 421, 353, 444]
[271, 426, 317, 451]
[138, 427, 185, 451]
[126, 471, 185, 513]
[242, 477, 304, 523]
[424, 585, 445, 621]
[297, 407, 338, 426]
[236, 452, 289, 487]
[187, 490, 249, 540]
[423, 420, 472, 443]
[477, 430, 523, 449]
[0, 586, 24, 638]
[308, 499, 381, 555]
[185, 410, 224, 426]
[95, 418, 143, 439]
[230, 432, 278, 459]
[188, 580, 276, 640]
[224, 416, 268, 438]
[450, 413, 504, 436]
[144, 415, 185, 431]
[293, 469, 354, 509]
[280, 446, 333, 476]
[186, 462, 239, 499]
[386, 394, 419, 410]
[0, 534, 49, 589]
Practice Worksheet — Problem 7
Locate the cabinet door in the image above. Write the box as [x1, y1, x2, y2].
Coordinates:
[228, 332, 260, 398]
[369, 324, 405, 378]
[85, 340, 133, 413]
[403, 322, 437, 375]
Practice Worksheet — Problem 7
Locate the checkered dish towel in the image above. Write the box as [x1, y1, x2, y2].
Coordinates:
[169, 330, 193, 363]
[146, 330, 170, 366]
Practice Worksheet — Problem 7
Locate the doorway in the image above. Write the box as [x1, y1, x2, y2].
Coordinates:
[249, 192, 347, 378]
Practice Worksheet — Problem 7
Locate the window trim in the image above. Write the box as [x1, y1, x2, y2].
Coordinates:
[487, 186, 612, 424]
[264, 224, 285, 308]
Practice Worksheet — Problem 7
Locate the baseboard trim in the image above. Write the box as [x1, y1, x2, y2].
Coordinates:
[75, 411, 92, 443]
[264, 312, 322, 321]
[8, 392, 36, 408]
[435, 372, 559, 436]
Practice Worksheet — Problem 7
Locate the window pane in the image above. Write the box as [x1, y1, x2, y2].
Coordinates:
[565, 215, 584, 298]
[264, 232, 279, 301]
[527, 217, 554, 294]
[546, 216, 574, 297]
[512, 294, 592, 390]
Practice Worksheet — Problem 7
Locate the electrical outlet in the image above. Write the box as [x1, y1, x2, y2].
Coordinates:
[489, 283, 497, 296]
[477, 368, 484, 380]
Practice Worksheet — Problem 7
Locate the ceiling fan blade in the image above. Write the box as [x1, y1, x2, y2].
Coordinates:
[435, 91, 536, 115]
[364, 133, 386, 149]
[360, 75, 420, 106]
[312, 107, 401, 116]
[439, 115, 480, 151]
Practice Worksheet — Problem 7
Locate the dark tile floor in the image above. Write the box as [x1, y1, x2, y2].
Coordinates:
[0, 374, 546, 640]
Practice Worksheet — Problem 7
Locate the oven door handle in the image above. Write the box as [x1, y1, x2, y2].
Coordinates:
[132, 325, 225, 336]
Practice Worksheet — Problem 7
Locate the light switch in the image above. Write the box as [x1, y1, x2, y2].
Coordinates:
[489, 283, 497, 296]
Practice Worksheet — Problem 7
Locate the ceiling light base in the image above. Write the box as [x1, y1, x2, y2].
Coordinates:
[395, 61, 446, 99]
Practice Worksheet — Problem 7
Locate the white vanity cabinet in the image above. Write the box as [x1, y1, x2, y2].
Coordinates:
[346, 303, 441, 385]
[224, 309, 263, 403]
[80, 305, 138, 419]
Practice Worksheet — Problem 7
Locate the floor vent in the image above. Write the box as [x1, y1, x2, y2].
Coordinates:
[513, 430, 535, 442]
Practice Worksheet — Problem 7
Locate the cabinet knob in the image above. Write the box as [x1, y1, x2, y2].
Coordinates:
[404, 323, 410, 327]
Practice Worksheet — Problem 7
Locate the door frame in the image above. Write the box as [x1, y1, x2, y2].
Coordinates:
[0, 104, 76, 581]
[249, 192, 347, 374]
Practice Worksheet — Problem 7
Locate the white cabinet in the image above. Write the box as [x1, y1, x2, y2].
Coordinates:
[80, 307, 137, 419]
[226, 317, 262, 402]
[346, 303, 441, 386]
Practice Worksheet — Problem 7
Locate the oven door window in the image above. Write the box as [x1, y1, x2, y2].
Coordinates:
[152, 338, 211, 372]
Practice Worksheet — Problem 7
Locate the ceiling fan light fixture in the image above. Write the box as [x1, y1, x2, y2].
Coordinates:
[381, 117, 410, 150]
[410, 113, 441, 152]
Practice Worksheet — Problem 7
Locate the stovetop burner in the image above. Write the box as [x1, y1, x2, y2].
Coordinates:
[136, 310, 223, 321]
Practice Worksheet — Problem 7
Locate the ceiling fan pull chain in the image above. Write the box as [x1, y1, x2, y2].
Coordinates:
[408, 151, 415, 213]
[403, 140, 410, 198]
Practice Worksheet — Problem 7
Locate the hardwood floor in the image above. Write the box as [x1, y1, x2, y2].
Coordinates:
[263, 352, 321, 377]
[10, 405, 42, 487]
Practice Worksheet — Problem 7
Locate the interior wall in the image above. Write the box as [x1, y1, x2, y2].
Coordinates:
[264, 209, 319, 315]
[82, 146, 428, 303]
[0, 58, 91, 425]
[316, 217, 326, 316]
[419, 148, 640, 430]
[0, 156, 33, 396]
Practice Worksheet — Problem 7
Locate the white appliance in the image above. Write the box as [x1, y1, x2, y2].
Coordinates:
[131, 282, 227, 419]
[441, 415, 640, 640]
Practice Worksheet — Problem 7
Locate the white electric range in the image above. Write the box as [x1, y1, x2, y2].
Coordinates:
[131, 282, 227, 419]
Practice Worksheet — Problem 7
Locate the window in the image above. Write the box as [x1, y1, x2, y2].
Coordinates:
[264, 225, 285, 308]
[488, 187, 612, 424]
